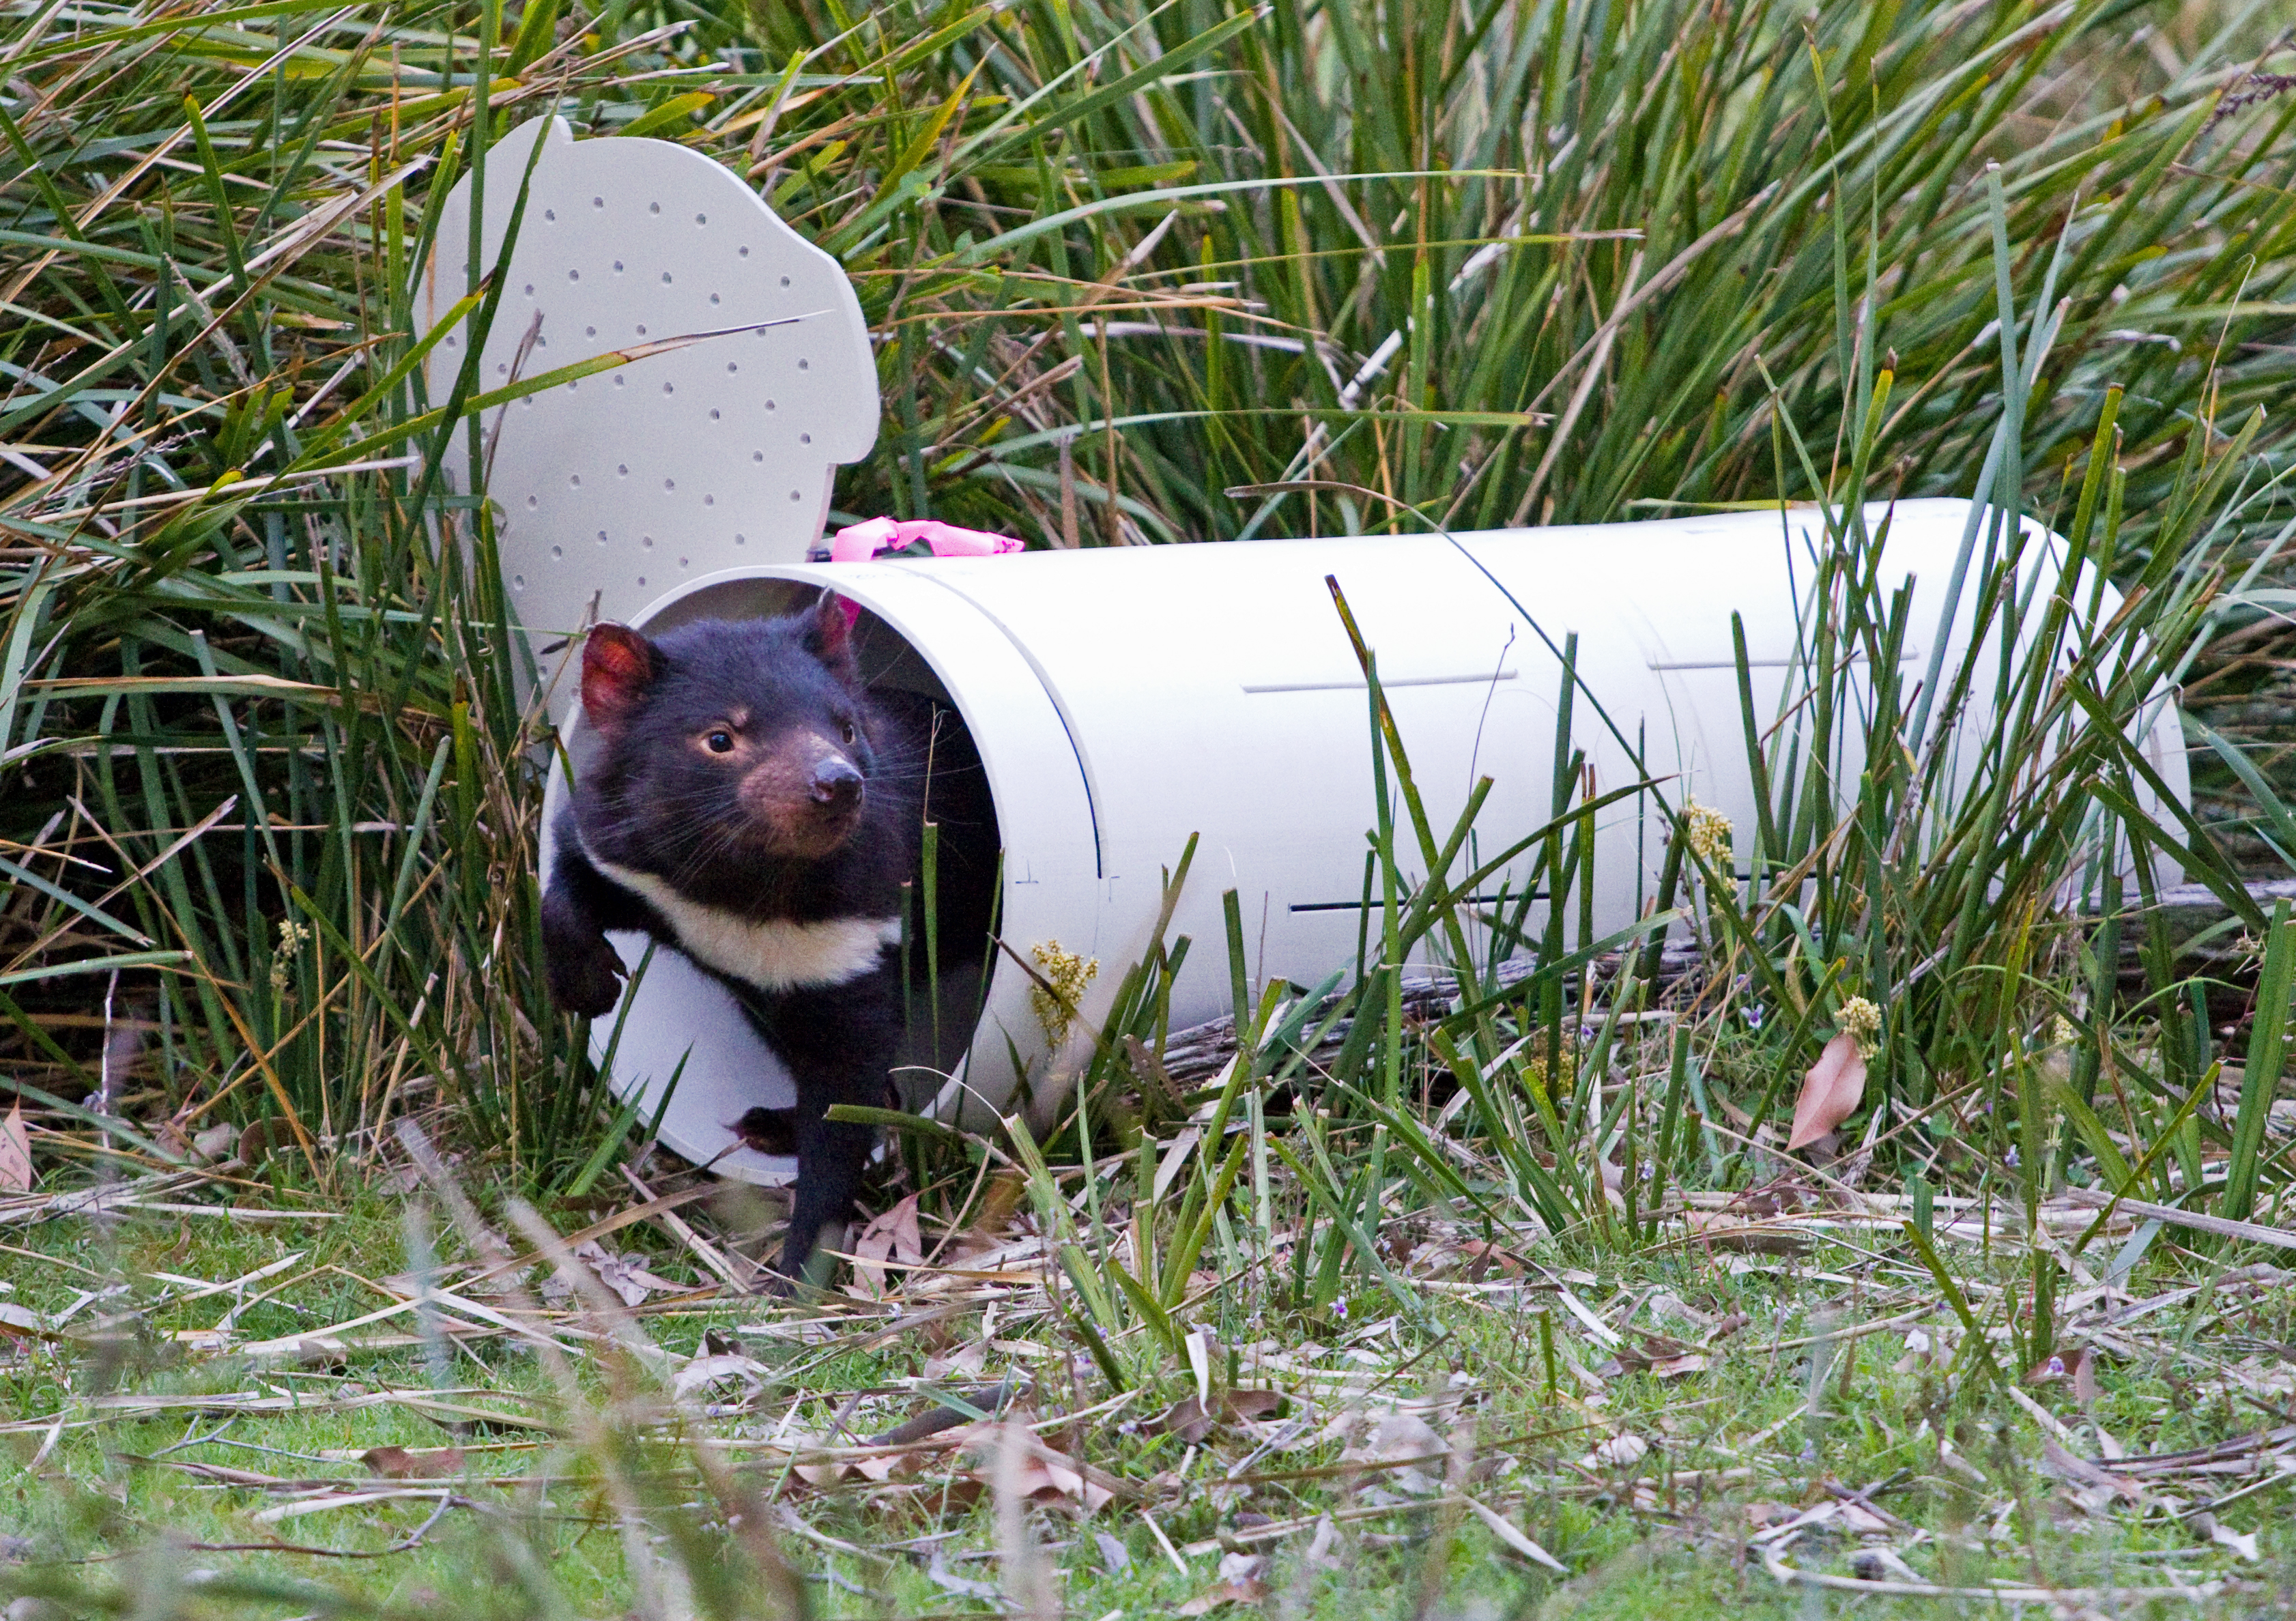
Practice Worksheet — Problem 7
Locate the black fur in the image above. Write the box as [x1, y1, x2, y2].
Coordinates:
[542, 596, 916, 1289]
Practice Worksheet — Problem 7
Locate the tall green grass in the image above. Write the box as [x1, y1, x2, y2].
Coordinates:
[2, 0, 2293, 1199]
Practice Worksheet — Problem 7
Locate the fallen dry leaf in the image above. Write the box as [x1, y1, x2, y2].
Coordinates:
[0, 1104, 31, 1193]
[2039, 1439, 2140, 1502]
[1602, 1332, 1706, 1379]
[1145, 1387, 1285, 1444]
[672, 1351, 770, 1399]
[1683, 1210, 1809, 1254]
[850, 1193, 925, 1295]
[1581, 1433, 1650, 1471]
[1788, 1032, 1867, 1151]
[2209, 1521, 2261, 1562]
[573, 1239, 687, 1307]
[360, 1446, 464, 1479]
[1338, 1411, 1447, 1494]
[951, 1424, 1117, 1514]
[1456, 1239, 1527, 1280]
[1177, 1557, 1272, 1616]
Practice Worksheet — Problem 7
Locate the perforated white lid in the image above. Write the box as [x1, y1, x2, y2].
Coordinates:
[417, 117, 880, 717]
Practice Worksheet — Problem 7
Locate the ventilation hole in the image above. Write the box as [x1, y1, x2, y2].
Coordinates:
[568, 379, 579, 390]
[597, 530, 609, 545]
[663, 382, 675, 395]
[586, 325, 598, 337]
[592, 195, 604, 208]
[663, 478, 676, 491]
[496, 362, 508, 375]
[789, 489, 802, 502]
[523, 283, 534, 296]
[614, 375, 626, 388]
[635, 324, 648, 336]
[751, 450, 764, 462]
[612, 259, 625, 272]
[568, 269, 580, 281]
[704, 494, 715, 506]
[661, 272, 673, 285]
[544, 208, 556, 221]
[679, 556, 689, 569]
[735, 532, 746, 545]
[570, 474, 582, 487]
[708, 408, 721, 420]
[550, 545, 563, 560]
[798, 358, 809, 371]
[642, 535, 655, 549]
[727, 362, 739, 374]
[525, 495, 538, 508]
[710, 292, 721, 305]
[739, 246, 750, 257]
[637, 575, 646, 586]
[779, 275, 791, 287]
[649, 201, 661, 214]
[766, 399, 777, 412]
[513, 575, 526, 590]
[536, 335, 547, 347]
[695, 213, 706, 225]
[617, 465, 629, 476]
[446, 334, 458, 346]
[799, 433, 812, 446]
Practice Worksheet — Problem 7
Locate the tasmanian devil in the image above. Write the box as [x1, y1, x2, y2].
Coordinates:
[541, 590, 916, 1288]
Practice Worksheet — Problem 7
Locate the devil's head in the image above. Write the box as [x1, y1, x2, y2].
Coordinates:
[573, 592, 877, 879]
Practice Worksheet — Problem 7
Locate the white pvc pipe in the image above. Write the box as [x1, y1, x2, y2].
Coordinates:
[540, 498, 2190, 1179]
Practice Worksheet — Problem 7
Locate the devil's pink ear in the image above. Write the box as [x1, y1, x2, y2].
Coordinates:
[803, 588, 859, 677]
[580, 622, 661, 734]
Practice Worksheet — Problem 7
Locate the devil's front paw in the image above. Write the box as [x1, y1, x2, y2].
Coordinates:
[547, 930, 627, 1018]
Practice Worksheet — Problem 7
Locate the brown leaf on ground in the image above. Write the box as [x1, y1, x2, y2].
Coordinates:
[2072, 1346, 2098, 1409]
[1683, 1210, 1809, 1254]
[1457, 1239, 1527, 1280]
[361, 1445, 465, 1479]
[2040, 1439, 2142, 1502]
[1145, 1387, 1286, 1444]
[1789, 1033, 1867, 1151]
[238, 1117, 292, 1165]
[573, 1239, 687, 1307]
[850, 1194, 925, 1295]
[949, 1424, 1119, 1513]
[1178, 1555, 1272, 1615]
[0, 1104, 31, 1193]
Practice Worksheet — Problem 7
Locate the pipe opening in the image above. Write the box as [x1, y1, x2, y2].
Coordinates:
[635, 577, 1003, 1108]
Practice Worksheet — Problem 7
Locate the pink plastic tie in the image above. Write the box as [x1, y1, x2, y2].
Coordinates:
[829, 517, 1024, 564]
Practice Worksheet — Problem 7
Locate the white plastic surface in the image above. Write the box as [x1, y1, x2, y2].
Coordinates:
[419, 117, 878, 720]
[539, 502, 2190, 1167]
[428, 126, 2190, 1180]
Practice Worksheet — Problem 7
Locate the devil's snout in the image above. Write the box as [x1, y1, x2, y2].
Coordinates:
[810, 756, 863, 807]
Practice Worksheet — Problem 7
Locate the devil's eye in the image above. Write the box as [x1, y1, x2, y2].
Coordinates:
[840, 720, 857, 745]
[705, 729, 735, 754]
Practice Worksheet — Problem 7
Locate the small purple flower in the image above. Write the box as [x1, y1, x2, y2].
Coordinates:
[1743, 1003, 1766, 1031]
[1331, 1297, 1349, 1322]
[1577, 1023, 1596, 1048]
[2003, 1146, 2020, 1168]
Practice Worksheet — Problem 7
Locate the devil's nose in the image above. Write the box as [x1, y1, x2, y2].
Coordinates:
[810, 758, 862, 807]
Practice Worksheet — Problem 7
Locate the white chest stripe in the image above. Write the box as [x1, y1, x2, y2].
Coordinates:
[588, 852, 899, 991]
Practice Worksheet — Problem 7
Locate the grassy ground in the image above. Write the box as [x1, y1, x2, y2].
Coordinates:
[8, 1, 2296, 1614]
[6, 1088, 2296, 1618]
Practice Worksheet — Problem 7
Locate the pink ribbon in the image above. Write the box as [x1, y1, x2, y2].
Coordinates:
[829, 517, 1024, 563]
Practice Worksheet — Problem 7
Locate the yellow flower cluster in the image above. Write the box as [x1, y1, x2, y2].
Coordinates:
[270, 917, 311, 997]
[1029, 940, 1099, 1048]
[1682, 801, 1733, 869]
[1837, 994, 1882, 1059]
